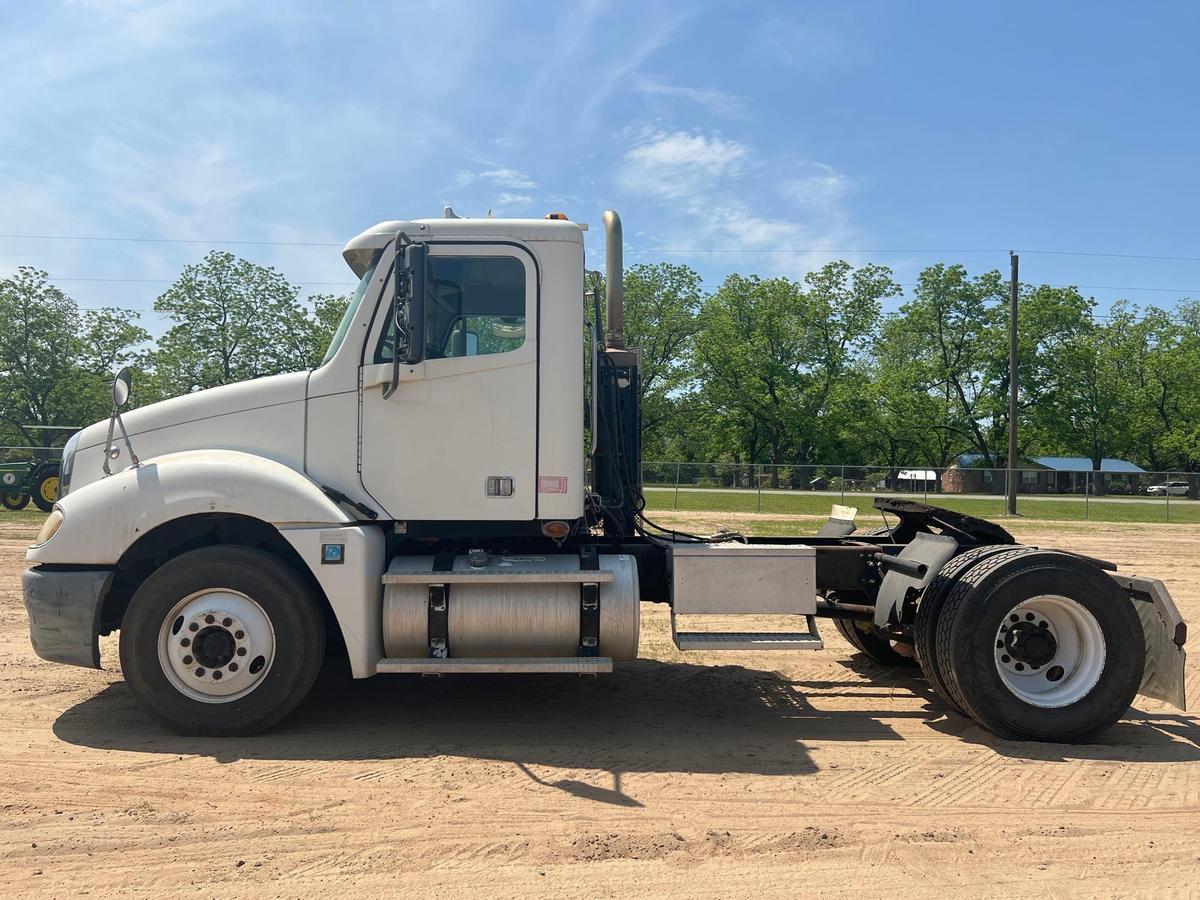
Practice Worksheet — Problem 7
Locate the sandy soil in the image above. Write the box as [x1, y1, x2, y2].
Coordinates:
[2, 518, 1200, 898]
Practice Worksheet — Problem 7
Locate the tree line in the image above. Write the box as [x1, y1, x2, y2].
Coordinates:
[1, 250, 1197, 472]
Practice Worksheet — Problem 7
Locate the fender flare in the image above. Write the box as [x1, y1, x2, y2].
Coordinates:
[28, 449, 352, 566]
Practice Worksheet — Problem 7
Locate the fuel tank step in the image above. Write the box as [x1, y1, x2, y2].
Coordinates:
[376, 657, 613, 674]
[672, 631, 824, 651]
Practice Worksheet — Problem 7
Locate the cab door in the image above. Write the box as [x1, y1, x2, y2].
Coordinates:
[358, 242, 538, 521]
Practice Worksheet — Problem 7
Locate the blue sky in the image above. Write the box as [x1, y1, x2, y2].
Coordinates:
[2, 1, 1199, 330]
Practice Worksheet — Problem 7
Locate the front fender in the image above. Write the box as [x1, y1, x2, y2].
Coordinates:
[27, 449, 351, 566]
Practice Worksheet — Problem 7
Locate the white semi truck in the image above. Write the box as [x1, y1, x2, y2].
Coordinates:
[23, 209, 1187, 741]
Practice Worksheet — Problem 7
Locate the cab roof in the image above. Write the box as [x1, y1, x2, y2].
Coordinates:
[342, 215, 585, 275]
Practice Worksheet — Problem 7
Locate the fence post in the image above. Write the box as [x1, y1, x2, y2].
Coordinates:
[840, 466, 845, 504]
[674, 462, 680, 510]
[756, 465, 762, 513]
[1166, 474, 1171, 523]
[1085, 470, 1090, 520]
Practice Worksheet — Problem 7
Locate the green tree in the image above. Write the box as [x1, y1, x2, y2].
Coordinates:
[693, 262, 896, 469]
[150, 251, 325, 397]
[0, 267, 148, 451]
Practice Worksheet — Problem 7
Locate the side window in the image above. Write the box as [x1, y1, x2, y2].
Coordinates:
[375, 254, 526, 362]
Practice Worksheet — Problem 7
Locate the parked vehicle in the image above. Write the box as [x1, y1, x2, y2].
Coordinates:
[1147, 481, 1190, 497]
[22, 209, 1187, 743]
[0, 460, 60, 512]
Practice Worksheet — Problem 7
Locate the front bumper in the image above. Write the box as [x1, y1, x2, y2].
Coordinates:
[22, 566, 113, 669]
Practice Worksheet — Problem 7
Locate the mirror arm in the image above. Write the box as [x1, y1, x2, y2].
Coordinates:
[101, 404, 139, 476]
[382, 232, 414, 400]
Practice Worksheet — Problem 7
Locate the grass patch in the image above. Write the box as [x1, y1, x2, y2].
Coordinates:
[643, 487, 1200, 525]
[0, 508, 50, 527]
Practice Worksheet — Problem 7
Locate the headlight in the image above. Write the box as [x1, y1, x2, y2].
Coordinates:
[59, 431, 79, 498]
[32, 508, 64, 547]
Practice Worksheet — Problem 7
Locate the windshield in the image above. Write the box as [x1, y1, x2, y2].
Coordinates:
[320, 253, 380, 365]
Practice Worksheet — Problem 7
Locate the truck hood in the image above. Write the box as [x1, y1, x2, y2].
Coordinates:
[76, 371, 310, 453]
[66, 371, 312, 497]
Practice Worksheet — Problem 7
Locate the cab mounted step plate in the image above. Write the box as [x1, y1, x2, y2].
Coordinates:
[668, 543, 823, 651]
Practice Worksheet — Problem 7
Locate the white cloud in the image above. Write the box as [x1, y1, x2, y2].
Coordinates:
[635, 77, 748, 119]
[783, 162, 850, 209]
[493, 192, 534, 208]
[615, 129, 858, 276]
[618, 131, 748, 200]
[454, 167, 537, 190]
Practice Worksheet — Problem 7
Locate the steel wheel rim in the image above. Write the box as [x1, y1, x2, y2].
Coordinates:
[156, 589, 276, 703]
[993, 594, 1106, 708]
[39, 476, 58, 503]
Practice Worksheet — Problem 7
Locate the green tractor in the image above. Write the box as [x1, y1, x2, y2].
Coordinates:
[0, 459, 60, 513]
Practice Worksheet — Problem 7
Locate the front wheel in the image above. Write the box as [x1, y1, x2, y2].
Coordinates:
[2, 492, 29, 510]
[119, 546, 326, 735]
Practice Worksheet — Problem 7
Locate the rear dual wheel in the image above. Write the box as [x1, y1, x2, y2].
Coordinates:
[919, 547, 1143, 742]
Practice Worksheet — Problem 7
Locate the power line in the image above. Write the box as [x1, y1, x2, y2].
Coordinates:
[0, 233, 343, 248]
[46, 276, 356, 286]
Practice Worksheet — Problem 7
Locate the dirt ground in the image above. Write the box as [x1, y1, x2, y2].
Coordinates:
[3, 518, 1200, 898]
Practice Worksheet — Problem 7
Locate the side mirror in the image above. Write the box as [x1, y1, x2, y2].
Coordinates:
[395, 242, 427, 366]
[112, 366, 132, 408]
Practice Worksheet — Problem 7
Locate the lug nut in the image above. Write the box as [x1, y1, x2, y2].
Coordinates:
[234, 630, 244, 640]
[1039, 620, 1048, 629]
[195, 667, 206, 677]
[996, 640, 1004, 648]
[212, 670, 222, 680]
[1001, 655, 1011, 664]
[1010, 614, 1019, 623]
[1015, 662, 1025, 671]
[180, 638, 191, 647]
[228, 662, 238, 672]
[182, 655, 193, 665]
[189, 622, 199, 632]
[1025, 612, 1035, 621]
[236, 647, 247, 657]
[222, 618, 232, 627]
[205, 615, 215, 624]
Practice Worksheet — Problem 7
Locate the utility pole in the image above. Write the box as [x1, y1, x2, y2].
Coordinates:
[1006, 252, 1019, 515]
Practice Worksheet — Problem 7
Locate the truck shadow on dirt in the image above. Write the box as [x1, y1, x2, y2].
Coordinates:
[54, 654, 1200, 804]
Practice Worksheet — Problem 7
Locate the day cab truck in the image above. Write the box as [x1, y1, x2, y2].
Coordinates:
[22, 209, 1187, 741]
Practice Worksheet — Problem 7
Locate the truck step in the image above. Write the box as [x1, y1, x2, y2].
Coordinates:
[672, 631, 824, 651]
[376, 657, 613, 674]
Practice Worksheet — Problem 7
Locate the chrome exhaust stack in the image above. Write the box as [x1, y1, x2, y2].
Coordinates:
[602, 209, 625, 350]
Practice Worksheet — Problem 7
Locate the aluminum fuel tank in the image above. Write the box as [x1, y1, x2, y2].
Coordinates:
[382, 552, 639, 659]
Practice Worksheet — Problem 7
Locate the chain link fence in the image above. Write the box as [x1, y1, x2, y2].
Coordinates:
[641, 462, 1200, 524]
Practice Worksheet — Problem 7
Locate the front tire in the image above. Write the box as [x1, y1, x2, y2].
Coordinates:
[119, 546, 326, 736]
[935, 549, 1144, 743]
[2, 492, 29, 510]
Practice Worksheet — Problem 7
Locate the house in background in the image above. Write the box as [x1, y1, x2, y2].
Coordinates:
[941, 454, 1145, 495]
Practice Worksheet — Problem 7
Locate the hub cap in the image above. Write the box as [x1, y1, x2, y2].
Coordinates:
[993, 595, 1105, 708]
[157, 589, 275, 703]
[39, 476, 59, 503]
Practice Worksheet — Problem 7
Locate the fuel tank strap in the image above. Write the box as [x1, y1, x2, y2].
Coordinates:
[579, 546, 601, 657]
[428, 551, 455, 659]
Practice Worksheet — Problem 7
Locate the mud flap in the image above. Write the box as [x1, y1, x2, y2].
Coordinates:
[873, 532, 959, 628]
[1110, 573, 1187, 710]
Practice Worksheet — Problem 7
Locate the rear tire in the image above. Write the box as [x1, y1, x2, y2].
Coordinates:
[32, 465, 59, 512]
[914, 545, 1015, 715]
[119, 545, 326, 736]
[934, 549, 1143, 742]
[833, 617, 915, 666]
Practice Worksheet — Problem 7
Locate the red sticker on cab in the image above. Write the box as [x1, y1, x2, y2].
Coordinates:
[538, 475, 568, 493]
